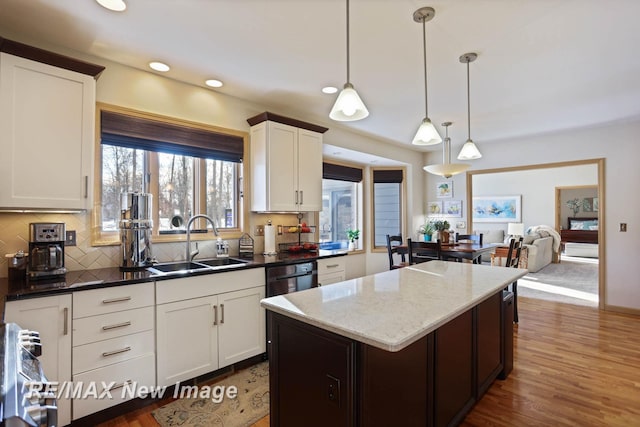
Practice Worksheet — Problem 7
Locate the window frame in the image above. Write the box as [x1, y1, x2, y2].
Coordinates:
[370, 166, 407, 252]
[92, 103, 249, 246]
[318, 159, 364, 253]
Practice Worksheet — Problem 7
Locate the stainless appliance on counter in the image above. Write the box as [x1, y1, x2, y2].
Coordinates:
[28, 222, 67, 279]
[0, 322, 57, 427]
[120, 192, 154, 270]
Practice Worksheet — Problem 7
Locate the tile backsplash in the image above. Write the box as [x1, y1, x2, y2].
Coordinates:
[0, 211, 309, 278]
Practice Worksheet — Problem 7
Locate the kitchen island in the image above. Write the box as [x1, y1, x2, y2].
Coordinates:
[261, 261, 527, 427]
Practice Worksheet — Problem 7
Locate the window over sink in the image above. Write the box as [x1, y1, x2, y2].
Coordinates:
[94, 104, 248, 245]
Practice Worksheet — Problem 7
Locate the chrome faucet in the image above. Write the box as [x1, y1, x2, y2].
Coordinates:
[186, 214, 219, 261]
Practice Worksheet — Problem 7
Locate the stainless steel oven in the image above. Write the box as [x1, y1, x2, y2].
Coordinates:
[0, 322, 57, 427]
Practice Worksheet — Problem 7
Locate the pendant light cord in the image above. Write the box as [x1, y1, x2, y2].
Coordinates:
[346, 0, 351, 84]
[422, 18, 428, 118]
[466, 60, 471, 140]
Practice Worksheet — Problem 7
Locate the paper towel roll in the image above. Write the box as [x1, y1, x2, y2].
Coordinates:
[264, 224, 276, 255]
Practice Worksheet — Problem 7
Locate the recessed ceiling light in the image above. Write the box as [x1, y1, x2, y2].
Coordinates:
[205, 79, 224, 88]
[322, 86, 338, 94]
[96, 0, 126, 12]
[149, 62, 170, 72]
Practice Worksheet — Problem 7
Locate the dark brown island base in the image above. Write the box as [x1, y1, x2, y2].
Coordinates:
[261, 261, 526, 427]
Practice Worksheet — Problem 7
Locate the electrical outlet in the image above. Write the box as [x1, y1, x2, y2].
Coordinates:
[66, 230, 77, 246]
[325, 375, 340, 405]
[620, 223, 627, 232]
[255, 226, 264, 236]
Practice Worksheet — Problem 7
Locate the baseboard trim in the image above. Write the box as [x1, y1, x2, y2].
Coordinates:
[604, 304, 640, 316]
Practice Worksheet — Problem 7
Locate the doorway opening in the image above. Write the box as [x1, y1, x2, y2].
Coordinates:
[466, 158, 605, 309]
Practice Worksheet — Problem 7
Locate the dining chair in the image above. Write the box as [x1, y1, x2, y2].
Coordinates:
[407, 238, 442, 264]
[505, 237, 524, 323]
[386, 234, 408, 270]
[455, 233, 484, 263]
[456, 233, 483, 245]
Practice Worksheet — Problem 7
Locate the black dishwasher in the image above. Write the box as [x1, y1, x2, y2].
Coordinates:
[266, 261, 318, 297]
[265, 261, 317, 357]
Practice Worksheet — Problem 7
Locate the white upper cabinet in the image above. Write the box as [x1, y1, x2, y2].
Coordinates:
[0, 40, 103, 210]
[248, 112, 327, 212]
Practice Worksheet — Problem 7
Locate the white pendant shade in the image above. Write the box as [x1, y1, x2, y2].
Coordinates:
[412, 118, 442, 146]
[423, 163, 470, 178]
[329, 83, 369, 121]
[457, 139, 482, 160]
[424, 121, 469, 178]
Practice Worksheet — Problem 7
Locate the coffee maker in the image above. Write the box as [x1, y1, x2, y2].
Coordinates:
[28, 222, 67, 279]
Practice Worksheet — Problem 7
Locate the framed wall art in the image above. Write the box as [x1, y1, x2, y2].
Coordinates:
[436, 180, 453, 198]
[472, 195, 521, 222]
[427, 201, 443, 216]
[443, 200, 462, 217]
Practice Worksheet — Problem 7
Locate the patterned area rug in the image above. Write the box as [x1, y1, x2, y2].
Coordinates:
[152, 362, 269, 427]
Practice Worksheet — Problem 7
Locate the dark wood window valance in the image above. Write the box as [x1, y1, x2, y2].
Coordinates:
[373, 169, 403, 183]
[101, 110, 244, 162]
[323, 162, 363, 182]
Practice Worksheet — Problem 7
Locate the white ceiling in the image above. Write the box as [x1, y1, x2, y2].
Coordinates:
[2, 0, 640, 155]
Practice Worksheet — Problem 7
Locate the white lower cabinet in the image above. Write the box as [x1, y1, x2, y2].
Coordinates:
[218, 286, 266, 368]
[317, 257, 347, 286]
[155, 268, 266, 387]
[72, 282, 155, 420]
[72, 353, 156, 420]
[156, 295, 219, 387]
[4, 294, 72, 427]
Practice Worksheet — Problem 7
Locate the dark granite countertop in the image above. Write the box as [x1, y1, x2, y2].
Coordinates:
[0, 250, 348, 311]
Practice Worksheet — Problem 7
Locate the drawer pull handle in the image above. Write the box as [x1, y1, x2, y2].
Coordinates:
[326, 264, 340, 268]
[102, 296, 132, 304]
[63, 307, 69, 336]
[109, 380, 132, 391]
[102, 346, 132, 357]
[102, 321, 132, 331]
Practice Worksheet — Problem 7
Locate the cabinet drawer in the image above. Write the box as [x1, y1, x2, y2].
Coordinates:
[317, 257, 346, 275]
[73, 330, 154, 374]
[73, 306, 154, 346]
[318, 272, 346, 286]
[73, 282, 154, 318]
[72, 353, 155, 420]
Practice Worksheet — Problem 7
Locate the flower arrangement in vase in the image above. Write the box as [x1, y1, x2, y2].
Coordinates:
[430, 219, 450, 243]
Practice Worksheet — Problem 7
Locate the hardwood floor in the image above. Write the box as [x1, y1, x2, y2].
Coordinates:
[96, 296, 640, 426]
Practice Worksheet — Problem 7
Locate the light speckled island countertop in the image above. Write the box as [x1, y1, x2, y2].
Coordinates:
[261, 261, 527, 352]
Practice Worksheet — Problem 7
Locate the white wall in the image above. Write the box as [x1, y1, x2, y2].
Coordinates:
[472, 164, 597, 234]
[424, 119, 640, 311]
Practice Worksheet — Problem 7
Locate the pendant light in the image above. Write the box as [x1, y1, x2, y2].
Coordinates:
[330, 0, 369, 121]
[412, 7, 442, 145]
[457, 52, 482, 159]
[423, 122, 470, 178]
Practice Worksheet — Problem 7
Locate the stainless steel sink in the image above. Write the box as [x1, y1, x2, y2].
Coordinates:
[147, 258, 248, 276]
[196, 258, 247, 268]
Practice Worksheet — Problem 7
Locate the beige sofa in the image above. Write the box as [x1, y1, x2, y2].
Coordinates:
[474, 229, 554, 272]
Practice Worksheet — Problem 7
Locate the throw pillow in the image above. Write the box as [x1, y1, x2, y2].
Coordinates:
[538, 230, 550, 237]
[523, 233, 540, 245]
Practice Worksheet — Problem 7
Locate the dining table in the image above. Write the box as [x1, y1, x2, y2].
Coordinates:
[440, 242, 500, 264]
[398, 241, 500, 265]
